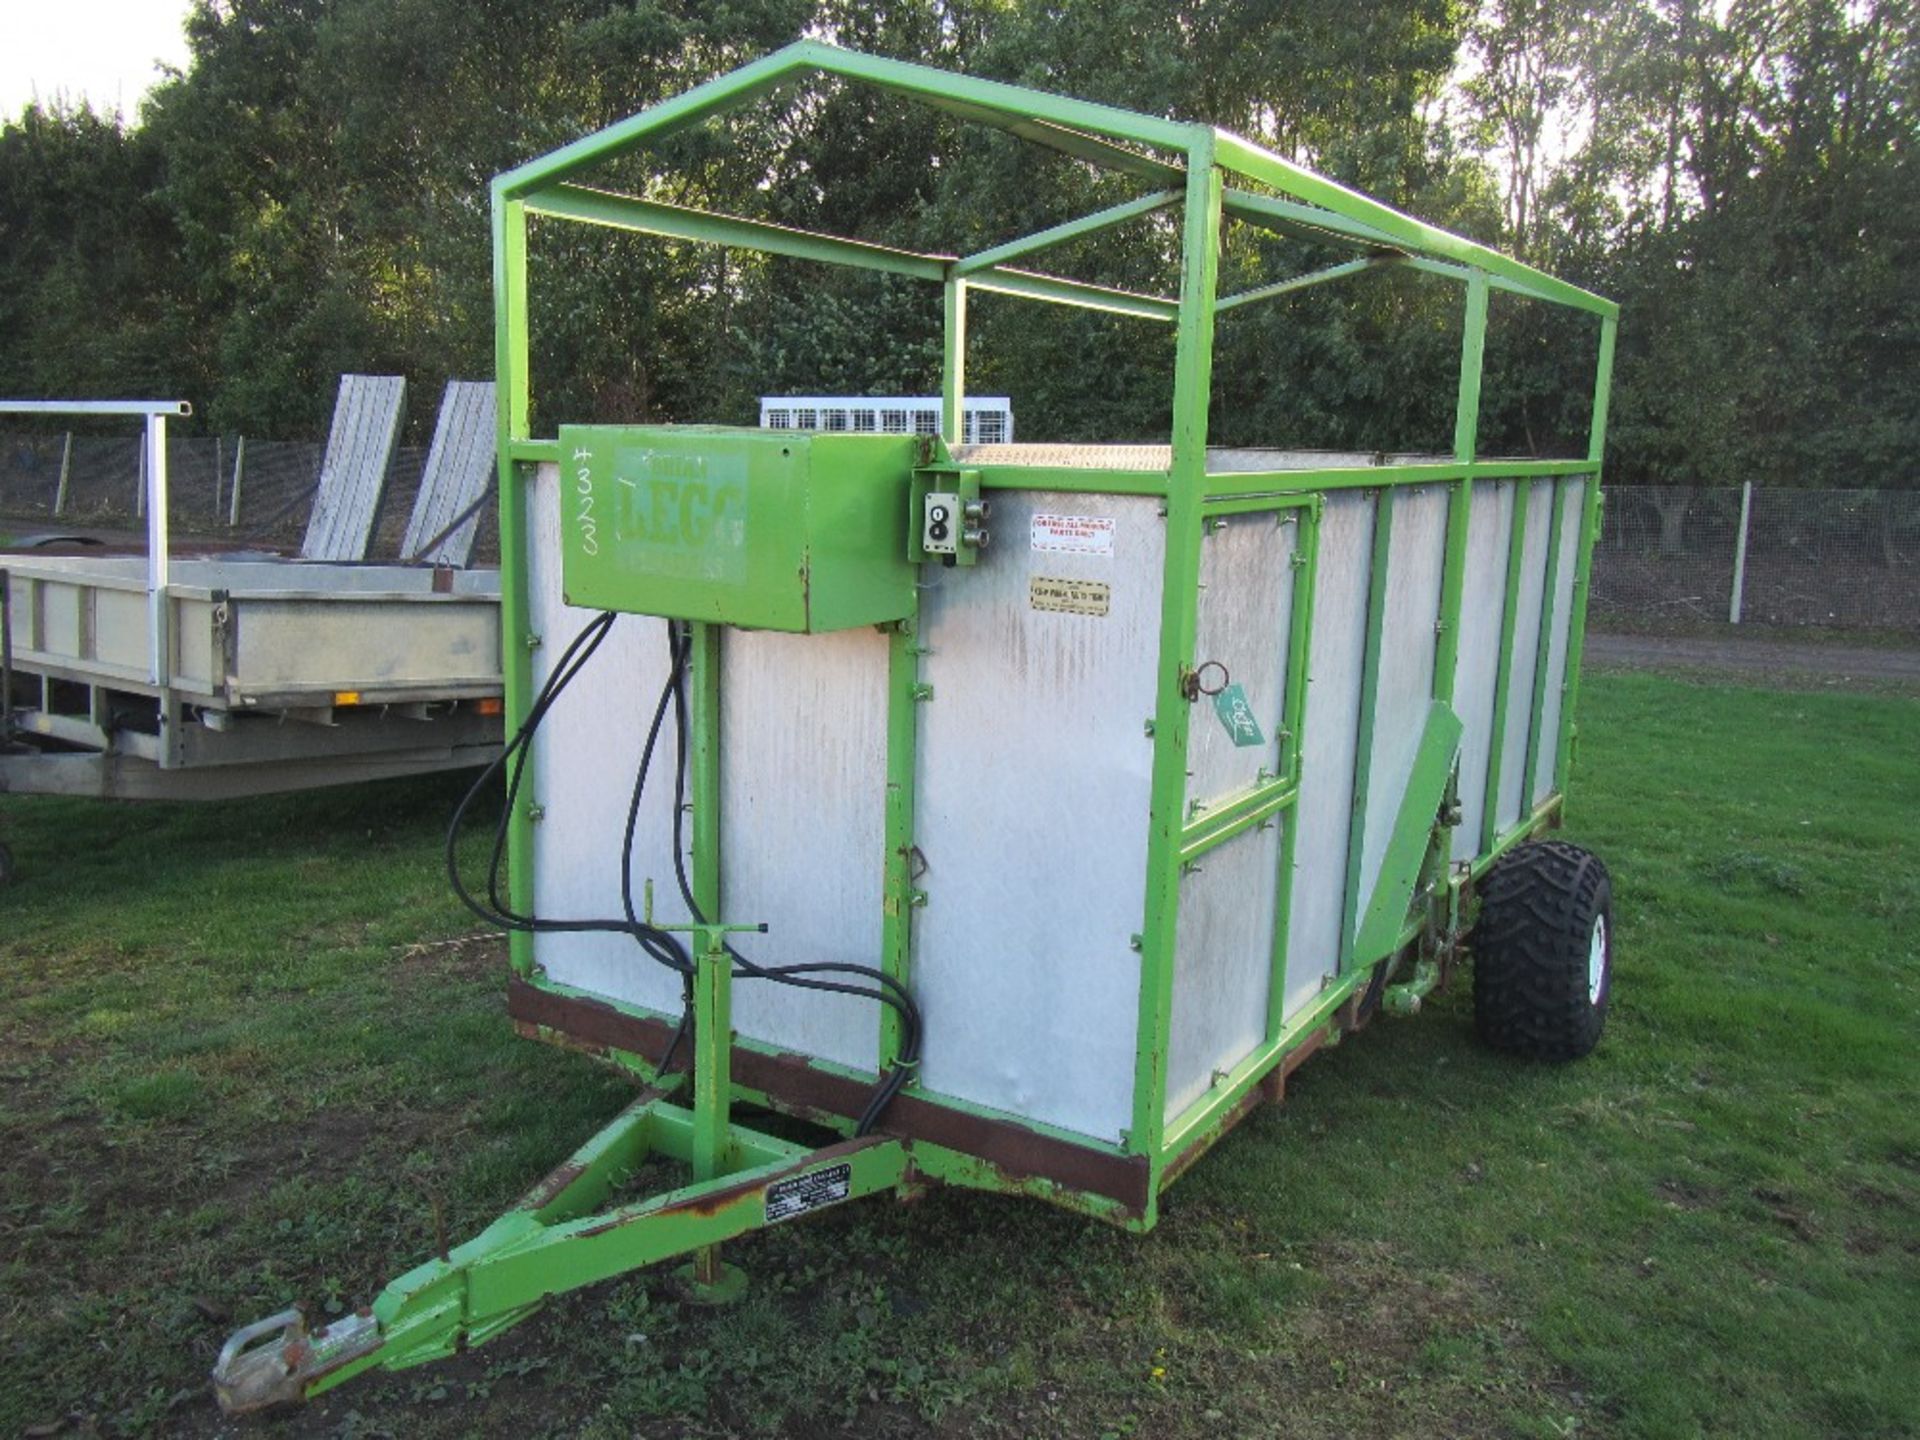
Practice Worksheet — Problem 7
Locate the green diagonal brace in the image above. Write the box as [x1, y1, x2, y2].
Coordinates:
[1352, 700, 1464, 968]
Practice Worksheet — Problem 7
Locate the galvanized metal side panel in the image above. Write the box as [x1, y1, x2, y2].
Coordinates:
[3, 578, 25, 657]
[230, 599, 499, 696]
[171, 599, 215, 691]
[1164, 818, 1282, 1121]
[720, 627, 886, 1073]
[1358, 486, 1448, 918]
[526, 463, 690, 1019]
[1452, 481, 1516, 862]
[4, 553, 502, 711]
[1186, 510, 1296, 809]
[1531, 478, 1586, 805]
[1283, 489, 1375, 1021]
[302, 375, 407, 563]
[36, 578, 83, 658]
[94, 587, 146, 673]
[1495, 483, 1554, 831]
[912, 491, 1161, 1144]
[403, 380, 496, 566]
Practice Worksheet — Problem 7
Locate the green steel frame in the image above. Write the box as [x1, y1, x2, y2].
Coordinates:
[214, 41, 1616, 1412]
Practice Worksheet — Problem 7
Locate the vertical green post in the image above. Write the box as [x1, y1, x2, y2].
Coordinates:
[879, 620, 919, 1070]
[942, 278, 968, 446]
[1554, 315, 1617, 795]
[1263, 496, 1322, 1044]
[1434, 270, 1488, 705]
[1277, 501, 1321, 789]
[1480, 478, 1533, 853]
[1340, 491, 1395, 968]
[1519, 480, 1567, 810]
[689, 623, 723, 920]
[492, 188, 537, 978]
[682, 622, 739, 1297]
[1132, 139, 1221, 1162]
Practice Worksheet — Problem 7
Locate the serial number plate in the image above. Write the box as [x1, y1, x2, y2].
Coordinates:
[765, 1163, 853, 1223]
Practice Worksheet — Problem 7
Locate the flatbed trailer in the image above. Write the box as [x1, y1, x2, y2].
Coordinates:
[1, 554, 499, 800]
[0, 400, 502, 817]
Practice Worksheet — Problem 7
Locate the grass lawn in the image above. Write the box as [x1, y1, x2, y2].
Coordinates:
[1, 669, 1915, 1439]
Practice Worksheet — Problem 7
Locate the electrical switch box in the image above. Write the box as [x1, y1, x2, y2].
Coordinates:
[911, 467, 989, 566]
[922, 491, 961, 556]
[556, 425, 919, 633]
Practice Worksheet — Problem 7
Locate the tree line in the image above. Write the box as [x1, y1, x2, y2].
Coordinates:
[0, 0, 1912, 488]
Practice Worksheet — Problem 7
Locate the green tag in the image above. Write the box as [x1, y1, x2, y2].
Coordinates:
[1211, 683, 1266, 748]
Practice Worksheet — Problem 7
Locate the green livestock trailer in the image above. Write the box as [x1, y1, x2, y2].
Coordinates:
[215, 41, 1618, 1412]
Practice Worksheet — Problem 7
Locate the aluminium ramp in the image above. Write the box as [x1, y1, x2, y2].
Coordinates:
[401, 380, 497, 566]
[301, 375, 408, 561]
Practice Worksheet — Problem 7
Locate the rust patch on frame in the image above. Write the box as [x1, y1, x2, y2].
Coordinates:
[1160, 1025, 1330, 1190]
[576, 1138, 883, 1235]
[515, 1161, 589, 1215]
[507, 978, 1151, 1218]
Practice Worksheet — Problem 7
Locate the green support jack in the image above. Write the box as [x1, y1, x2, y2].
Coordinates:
[660, 890, 759, 1306]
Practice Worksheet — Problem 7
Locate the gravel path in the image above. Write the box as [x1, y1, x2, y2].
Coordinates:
[1587, 632, 1920, 684]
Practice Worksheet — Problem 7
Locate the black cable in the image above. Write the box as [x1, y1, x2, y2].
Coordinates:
[446, 611, 688, 980]
[446, 610, 924, 1135]
[659, 622, 921, 1135]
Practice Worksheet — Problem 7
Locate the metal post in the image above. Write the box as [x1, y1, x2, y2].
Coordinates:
[53, 432, 72, 517]
[879, 621, 920, 1071]
[135, 437, 146, 519]
[1553, 314, 1617, 798]
[1435, 269, 1489, 704]
[1, 566, 13, 744]
[214, 435, 224, 523]
[229, 436, 245, 527]
[645, 900, 755, 1305]
[1131, 141, 1222, 1164]
[1729, 479, 1752, 624]
[145, 412, 172, 689]
[494, 190, 539, 979]
[689, 930, 732, 1288]
[941, 278, 968, 446]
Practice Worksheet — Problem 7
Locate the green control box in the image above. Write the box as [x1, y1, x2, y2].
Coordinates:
[556, 425, 919, 633]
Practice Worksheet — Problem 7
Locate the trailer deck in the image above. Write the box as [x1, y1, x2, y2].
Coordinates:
[1, 554, 501, 798]
[0, 397, 504, 803]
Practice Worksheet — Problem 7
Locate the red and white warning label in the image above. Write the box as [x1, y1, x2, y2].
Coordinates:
[1030, 513, 1116, 556]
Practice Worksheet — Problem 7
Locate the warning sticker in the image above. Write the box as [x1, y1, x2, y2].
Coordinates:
[1030, 513, 1116, 556]
[765, 1163, 853, 1223]
[1030, 576, 1112, 617]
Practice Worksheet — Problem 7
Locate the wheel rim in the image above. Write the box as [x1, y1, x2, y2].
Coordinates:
[1587, 914, 1608, 1005]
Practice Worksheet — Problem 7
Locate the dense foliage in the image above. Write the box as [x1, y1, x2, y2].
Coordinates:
[0, 0, 1912, 484]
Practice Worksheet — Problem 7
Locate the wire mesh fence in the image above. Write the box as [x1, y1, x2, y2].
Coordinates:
[1593, 486, 1919, 632]
[0, 430, 499, 563]
[1, 437, 1912, 632]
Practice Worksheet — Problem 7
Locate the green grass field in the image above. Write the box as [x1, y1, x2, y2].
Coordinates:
[2, 669, 1915, 1439]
